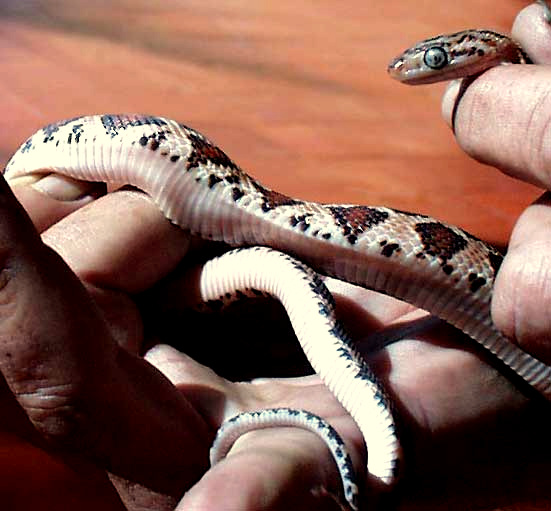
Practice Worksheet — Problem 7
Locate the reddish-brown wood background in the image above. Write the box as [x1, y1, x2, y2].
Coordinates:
[0, 1, 547, 509]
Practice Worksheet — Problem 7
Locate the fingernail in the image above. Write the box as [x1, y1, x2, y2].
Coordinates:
[30, 174, 103, 201]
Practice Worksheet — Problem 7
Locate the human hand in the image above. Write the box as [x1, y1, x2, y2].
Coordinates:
[0, 176, 374, 510]
[3, 5, 551, 510]
[441, 2, 551, 364]
[3, 160, 550, 511]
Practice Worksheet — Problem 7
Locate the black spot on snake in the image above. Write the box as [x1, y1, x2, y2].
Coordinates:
[21, 138, 33, 153]
[442, 264, 454, 275]
[290, 214, 312, 232]
[468, 272, 487, 292]
[225, 175, 240, 185]
[232, 187, 244, 202]
[469, 276, 487, 293]
[381, 243, 400, 258]
[235, 290, 247, 301]
[207, 299, 224, 311]
[457, 33, 468, 44]
[318, 301, 330, 317]
[72, 123, 84, 143]
[208, 174, 223, 188]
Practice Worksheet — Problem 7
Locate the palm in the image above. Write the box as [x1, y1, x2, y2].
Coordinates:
[4, 176, 551, 510]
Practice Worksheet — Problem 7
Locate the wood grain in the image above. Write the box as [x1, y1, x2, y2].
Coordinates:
[0, 1, 548, 509]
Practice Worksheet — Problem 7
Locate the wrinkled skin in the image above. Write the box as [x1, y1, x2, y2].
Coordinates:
[2, 3, 551, 510]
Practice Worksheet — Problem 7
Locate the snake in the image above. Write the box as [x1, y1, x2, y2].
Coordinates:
[3, 6, 551, 509]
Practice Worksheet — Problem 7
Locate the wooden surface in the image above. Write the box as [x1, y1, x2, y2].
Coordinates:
[0, 0, 547, 509]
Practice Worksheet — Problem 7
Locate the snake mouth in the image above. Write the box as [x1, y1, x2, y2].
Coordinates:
[387, 56, 406, 81]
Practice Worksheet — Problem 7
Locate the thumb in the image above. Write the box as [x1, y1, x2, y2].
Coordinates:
[0, 174, 210, 496]
[441, 3, 551, 190]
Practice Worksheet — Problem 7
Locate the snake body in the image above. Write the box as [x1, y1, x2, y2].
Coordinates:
[4, 24, 551, 511]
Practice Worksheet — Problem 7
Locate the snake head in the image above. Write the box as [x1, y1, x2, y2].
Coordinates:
[388, 29, 531, 85]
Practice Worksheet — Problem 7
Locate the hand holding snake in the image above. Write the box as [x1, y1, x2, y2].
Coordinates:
[1, 2, 545, 510]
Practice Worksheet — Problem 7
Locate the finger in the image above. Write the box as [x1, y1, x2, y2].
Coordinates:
[178, 428, 359, 511]
[492, 192, 551, 363]
[441, 64, 551, 190]
[144, 344, 234, 421]
[41, 189, 192, 293]
[38, 189, 195, 351]
[7, 174, 106, 233]
[0, 175, 211, 495]
[441, 6, 551, 190]
[147, 345, 366, 509]
[513, 2, 551, 64]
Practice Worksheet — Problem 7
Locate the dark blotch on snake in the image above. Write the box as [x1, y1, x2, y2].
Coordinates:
[415, 222, 468, 268]
[72, 124, 84, 143]
[290, 214, 312, 232]
[468, 274, 487, 293]
[232, 188, 245, 202]
[225, 175, 240, 185]
[442, 264, 454, 275]
[21, 139, 33, 153]
[329, 206, 389, 242]
[208, 174, 223, 188]
[381, 243, 400, 258]
[250, 182, 302, 213]
[186, 130, 240, 172]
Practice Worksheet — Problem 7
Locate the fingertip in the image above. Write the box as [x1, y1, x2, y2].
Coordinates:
[513, 2, 551, 64]
[8, 184, 98, 233]
[0, 173, 43, 250]
[28, 174, 105, 202]
[492, 192, 551, 365]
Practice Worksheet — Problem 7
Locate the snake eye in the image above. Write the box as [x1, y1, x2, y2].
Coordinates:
[423, 46, 448, 70]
